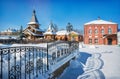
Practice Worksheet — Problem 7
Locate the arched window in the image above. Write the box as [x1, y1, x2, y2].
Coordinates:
[94, 39, 98, 44]
[108, 28, 112, 34]
[89, 29, 92, 34]
[101, 29, 104, 34]
[89, 39, 92, 44]
[32, 29, 35, 33]
[95, 29, 98, 34]
[28, 26, 31, 29]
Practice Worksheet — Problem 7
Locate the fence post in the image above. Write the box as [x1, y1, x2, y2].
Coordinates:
[20, 47, 22, 79]
[25, 48, 26, 79]
[8, 49, 10, 79]
[0, 49, 2, 79]
[47, 42, 49, 71]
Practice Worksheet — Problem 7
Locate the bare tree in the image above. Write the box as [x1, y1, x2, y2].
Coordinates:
[74, 29, 84, 35]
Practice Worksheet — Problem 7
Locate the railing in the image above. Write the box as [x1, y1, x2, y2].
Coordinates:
[0, 39, 56, 44]
[0, 41, 79, 79]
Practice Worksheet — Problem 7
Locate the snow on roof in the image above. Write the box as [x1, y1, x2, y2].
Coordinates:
[56, 30, 79, 35]
[26, 29, 43, 36]
[28, 10, 39, 25]
[84, 19, 117, 25]
[56, 30, 69, 35]
[29, 25, 43, 32]
[0, 43, 47, 48]
[71, 31, 79, 35]
[44, 22, 56, 35]
[28, 22, 39, 25]
[44, 31, 56, 35]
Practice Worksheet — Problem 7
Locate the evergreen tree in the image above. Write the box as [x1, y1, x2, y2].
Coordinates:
[66, 22, 73, 32]
[19, 26, 23, 40]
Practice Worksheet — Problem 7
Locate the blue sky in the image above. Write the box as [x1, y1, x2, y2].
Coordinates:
[0, 0, 120, 31]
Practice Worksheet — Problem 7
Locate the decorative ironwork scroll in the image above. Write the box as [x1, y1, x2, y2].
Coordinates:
[9, 65, 20, 79]
[25, 61, 34, 74]
[36, 58, 43, 70]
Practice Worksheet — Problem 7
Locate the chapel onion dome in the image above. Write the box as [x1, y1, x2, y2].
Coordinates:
[27, 10, 39, 25]
[44, 22, 56, 35]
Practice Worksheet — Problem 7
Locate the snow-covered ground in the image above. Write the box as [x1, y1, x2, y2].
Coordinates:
[1, 43, 120, 79]
[79, 44, 120, 79]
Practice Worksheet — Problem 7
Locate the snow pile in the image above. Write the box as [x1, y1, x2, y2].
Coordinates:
[0, 43, 47, 48]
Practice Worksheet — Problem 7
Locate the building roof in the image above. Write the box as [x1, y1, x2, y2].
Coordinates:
[44, 31, 56, 35]
[84, 19, 117, 25]
[44, 22, 56, 35]
[25, 29, 43, 36]
[28, 10, 39, 25]
[56, 30, 79, 35]
[29, 25, 43, 32]
[56, 30, 69, 35]
[70, 31, 79, 35]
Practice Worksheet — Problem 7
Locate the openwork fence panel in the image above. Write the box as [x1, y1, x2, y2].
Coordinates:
[0, 41, 79, 79]
[47, 41, 79, 66]
[0, 46, 47, 79]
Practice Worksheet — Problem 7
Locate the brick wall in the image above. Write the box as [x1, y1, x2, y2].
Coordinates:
[84, 24, 118, 45]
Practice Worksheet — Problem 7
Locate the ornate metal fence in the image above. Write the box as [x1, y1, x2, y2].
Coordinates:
[0, 41, 79, 79]
[47, 41, 79, 66]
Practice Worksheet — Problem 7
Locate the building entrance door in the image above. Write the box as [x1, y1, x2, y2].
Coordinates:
[107, 38, 112, 45]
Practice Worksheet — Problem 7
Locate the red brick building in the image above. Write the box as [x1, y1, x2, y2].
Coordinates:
[84, 18, 118, 45]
